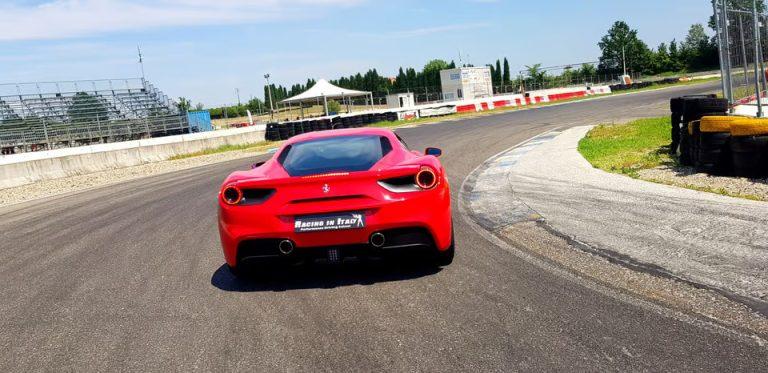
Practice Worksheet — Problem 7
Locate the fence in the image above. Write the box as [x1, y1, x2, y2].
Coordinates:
[360, 72, 640, 107]
[712, 0, 768, 115]
[0, 78, 188, 154]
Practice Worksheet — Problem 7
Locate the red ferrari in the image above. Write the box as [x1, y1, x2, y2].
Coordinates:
[217, 127, 453, 276]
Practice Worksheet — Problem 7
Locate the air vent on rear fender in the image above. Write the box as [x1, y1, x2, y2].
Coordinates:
[378, 175, 419, 193]
[241, 189, 275, 205]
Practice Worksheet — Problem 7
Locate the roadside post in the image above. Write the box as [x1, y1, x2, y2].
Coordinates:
[753, 0, 764, 117]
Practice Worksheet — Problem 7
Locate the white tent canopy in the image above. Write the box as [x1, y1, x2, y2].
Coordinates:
[281, 79, 370, 104]
[279, 79, 374, 118]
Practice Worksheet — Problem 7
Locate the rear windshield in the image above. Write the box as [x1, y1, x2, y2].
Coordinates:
[278, 135, 392, 176]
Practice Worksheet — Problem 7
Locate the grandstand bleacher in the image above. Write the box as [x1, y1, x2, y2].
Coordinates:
[0, 78, 189, 154]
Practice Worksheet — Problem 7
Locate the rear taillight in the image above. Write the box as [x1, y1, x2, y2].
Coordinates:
[222, 185, 243, 205]
[415, 166, 438, 190]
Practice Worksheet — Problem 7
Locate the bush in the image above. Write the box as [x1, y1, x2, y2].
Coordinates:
[327, 99, 341, 114]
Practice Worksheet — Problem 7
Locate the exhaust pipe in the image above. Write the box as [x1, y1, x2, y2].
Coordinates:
[278, 240, 295, 255]
[370, 232, 386, 248]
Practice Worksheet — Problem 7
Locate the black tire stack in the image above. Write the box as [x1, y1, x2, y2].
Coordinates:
[341, 116, 353, 128]
[673, 95, 727, 166]
[277, 122, 291, 140]
[291, 121, 304, 136]
[730, 121, 768, 177]
[374, 113, 387, 124]
[697, 116, 733, 175]
[265, 122, 280, 141]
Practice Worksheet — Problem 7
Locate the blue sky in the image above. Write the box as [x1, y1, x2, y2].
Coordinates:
[0, 0, 712, 106]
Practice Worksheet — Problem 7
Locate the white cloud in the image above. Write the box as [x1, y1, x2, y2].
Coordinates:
[387, 23, 490, 38]
[0, 0, 362, 41]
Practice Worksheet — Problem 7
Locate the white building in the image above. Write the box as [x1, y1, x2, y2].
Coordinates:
[386, 92, 416, 109]
[440, 67, 493, 101]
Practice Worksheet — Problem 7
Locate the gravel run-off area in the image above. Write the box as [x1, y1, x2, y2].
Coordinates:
[637, 166, 768, 201]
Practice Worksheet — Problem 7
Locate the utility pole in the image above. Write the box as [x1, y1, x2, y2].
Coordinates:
[235, 88, 241, 106]
[622, 44, 627, 77]
[264, 74, 274, 120]
[620, 30, 630, 81]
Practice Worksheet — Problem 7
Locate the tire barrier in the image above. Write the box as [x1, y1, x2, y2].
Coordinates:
[688, 120, 702, 167]
[265, 122, 280, 142]
[730, 120, 768, 177]
[269, 111, 405, 141]
[698, 116, 736, 175]
[674, 96, 728, 166]
[669, 95, 768, 178]
[277, 123, 291, 140]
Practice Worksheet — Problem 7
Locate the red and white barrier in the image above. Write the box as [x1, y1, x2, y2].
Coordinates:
[443, 85, 612, 114]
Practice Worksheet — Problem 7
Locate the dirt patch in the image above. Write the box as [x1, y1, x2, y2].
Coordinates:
[637, 165, 768, 201]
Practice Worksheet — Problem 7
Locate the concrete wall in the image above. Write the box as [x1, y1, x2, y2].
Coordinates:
[0, 125, 265, 189]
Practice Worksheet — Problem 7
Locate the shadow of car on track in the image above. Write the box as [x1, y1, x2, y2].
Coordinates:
[210, 259, 442, 292]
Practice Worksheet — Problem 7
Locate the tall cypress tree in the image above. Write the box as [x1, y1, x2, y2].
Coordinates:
[503, 58, 511, 84]
[495, 59, 502, 85]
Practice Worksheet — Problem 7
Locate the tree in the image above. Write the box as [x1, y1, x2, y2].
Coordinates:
[525, 63, 546, 83]
[421, 59, 450, 90]
[681, 23, 718, 70]
[194, 103, 204, 111]
[669, 39, 684, 71]
[597, 21, 652, 74]
[503, 58, 511, 84]
[246, 97, 264, 114]
[494, 59, 502, 85]
[652, 42, 673, 73]
[709, 0, 766, 30]
[327, 99, 341, 114]
[68, 92, 109, 124]
[488, 64, 496, 86]
[177, 97, 191, 112]
[577, 63, 597, 78]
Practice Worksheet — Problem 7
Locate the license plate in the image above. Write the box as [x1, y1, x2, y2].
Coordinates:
[294, 212, 366, 233]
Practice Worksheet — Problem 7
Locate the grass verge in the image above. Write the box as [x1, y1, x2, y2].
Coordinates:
[578, 117, 674, 177]
[168, 141, 277, 160]
[578, 117, 767, 201]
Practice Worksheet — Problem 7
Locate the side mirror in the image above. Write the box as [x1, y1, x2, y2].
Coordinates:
[425, 147, 442, 157]
[251, 161, 265, 169]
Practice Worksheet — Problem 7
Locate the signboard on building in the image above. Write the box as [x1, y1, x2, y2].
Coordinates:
[440, 67, 493, 101]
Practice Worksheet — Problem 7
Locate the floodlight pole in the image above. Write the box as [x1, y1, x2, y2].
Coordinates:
[264, 74, 274, 120]
[137, 45, 146, 90]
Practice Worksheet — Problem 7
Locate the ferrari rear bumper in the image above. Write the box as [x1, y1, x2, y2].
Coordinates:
[218, 188, 451, 267]
[236, 227, 439, 265]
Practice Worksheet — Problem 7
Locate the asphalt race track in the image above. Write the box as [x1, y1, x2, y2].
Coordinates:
[2, 81, 767, 371]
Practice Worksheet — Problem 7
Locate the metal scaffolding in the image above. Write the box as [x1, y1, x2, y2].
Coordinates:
[0, 78, 188, 153]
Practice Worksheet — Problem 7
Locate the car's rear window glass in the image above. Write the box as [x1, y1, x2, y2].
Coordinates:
[279, 135, 392, 176]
